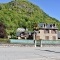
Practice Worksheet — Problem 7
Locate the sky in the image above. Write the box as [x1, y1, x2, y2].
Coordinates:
[0, 0, 60, 21]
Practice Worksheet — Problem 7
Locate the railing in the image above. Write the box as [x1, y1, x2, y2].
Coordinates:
[36, 40, 60, 47]
[10, 39, 34, 45]
[41, 40, 60, 45]
[9, 39, 60, 47]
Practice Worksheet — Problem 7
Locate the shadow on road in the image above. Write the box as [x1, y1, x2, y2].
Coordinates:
[42, 50, 60, 53]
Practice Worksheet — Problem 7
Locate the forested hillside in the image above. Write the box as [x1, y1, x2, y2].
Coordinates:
[0, 0, 60, 36]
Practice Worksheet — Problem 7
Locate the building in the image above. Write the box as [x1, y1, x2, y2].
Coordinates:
[58, 31, 60, 40]
[16, 28, 29, 39]
[34, 23, 58, 40]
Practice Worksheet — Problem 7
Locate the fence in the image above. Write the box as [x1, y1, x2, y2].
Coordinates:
[36, 40, 60, 47]
[10, 39, 34, 45]
[9, 39, 60, 47]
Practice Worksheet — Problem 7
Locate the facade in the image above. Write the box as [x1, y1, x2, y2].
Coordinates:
[34, 23, 58, 40]
[58, 31, 60, 40]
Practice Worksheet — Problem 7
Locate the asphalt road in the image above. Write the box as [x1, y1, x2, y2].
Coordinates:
[0, 46, 60, 60]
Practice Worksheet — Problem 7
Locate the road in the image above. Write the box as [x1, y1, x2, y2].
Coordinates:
[0, 46, 60, 60]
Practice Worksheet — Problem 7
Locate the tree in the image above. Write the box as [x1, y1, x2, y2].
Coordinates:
[0, 22, 7, 38]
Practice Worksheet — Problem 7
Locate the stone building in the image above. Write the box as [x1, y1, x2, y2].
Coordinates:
[34, 23, 58, 40]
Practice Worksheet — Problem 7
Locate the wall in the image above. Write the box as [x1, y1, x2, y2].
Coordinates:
[36, 29, 58, 40]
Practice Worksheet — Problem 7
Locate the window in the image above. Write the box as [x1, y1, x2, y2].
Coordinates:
[50, 24, 52, 27]
[51, 30, 56, 34]
[44, 29, 49, 33]
[44, 24, 45, 27]
[36, 36, 40, 40]
[52, 36, 56, 40]
[45, 36, 49, 40]
[38, 31, 40, 33]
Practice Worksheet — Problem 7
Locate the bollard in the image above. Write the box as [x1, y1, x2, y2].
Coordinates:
[35, 40, 36, 47]
[40, 40, 42, 47]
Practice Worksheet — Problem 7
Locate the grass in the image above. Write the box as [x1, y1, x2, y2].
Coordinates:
[0, 38, 10, 43]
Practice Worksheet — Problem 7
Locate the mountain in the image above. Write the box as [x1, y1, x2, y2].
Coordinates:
[0, 0, 60, 35]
